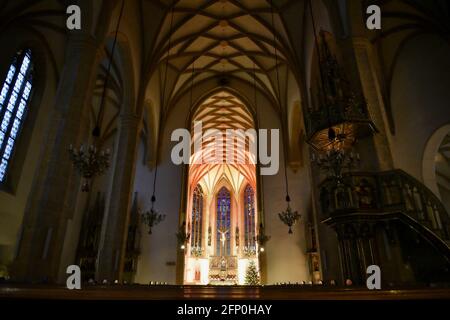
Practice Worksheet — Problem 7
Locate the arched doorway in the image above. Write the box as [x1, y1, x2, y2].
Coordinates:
[435, 132, 450, 213]
[422, 124, 450, 207]
[183, 91, 260, 285]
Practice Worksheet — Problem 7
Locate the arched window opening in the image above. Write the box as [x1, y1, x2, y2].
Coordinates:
[244, 185, 256, 253]
[184, 91, 259, 285]
[191, 185, 204, 255]
[0, 49, 33, 183]
[216, 187, 231, 256]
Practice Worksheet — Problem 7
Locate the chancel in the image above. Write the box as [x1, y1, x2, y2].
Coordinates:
[0, 0, 449, 300]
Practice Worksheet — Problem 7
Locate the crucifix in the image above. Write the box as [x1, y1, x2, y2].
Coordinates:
[218, 228, 229, 250]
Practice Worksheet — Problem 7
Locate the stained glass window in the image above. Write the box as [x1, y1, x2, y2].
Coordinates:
[0, 49, 33, 183]
[244, 185, 256, 251]
[216, 187, 231, 256]
[191, 185, 203, 254]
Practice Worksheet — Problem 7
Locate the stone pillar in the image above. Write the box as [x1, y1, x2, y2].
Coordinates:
[176, 164, 189, 285]
[353, 38, 394, 171]
[97, 113, 140, 283]
[11, 32, 101, 283]
[256, 165, 267, 284]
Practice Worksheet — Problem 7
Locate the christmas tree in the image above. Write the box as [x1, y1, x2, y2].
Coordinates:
[244, 261, 260, 285]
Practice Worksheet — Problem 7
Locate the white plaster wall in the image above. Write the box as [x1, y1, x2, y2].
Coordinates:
[133, 132, 182, 284]
[390, 35, 450, 181]
[134, 93, 189, 284]
[260, 101, 311, 284]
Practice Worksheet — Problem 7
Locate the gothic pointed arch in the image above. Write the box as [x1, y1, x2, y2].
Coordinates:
[243, 184, 257, 253]
[216, 186, 232, 256]
[0, 49, 33, 184]
[184, 88, 259, 285]
[190, 184, 204, 254]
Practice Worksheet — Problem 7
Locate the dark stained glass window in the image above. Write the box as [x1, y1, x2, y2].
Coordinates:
[191, 185, 204, 253]
[216, 187, 231, 256]
[0, 49, 33, 183]
[244, 185, 256, 251]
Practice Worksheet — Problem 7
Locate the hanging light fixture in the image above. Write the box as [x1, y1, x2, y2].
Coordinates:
[142, 195, 166, 235]
[311, 148, 360, 182]
[268, 0, 302, 234]
[69, 145, 110, 192]
[306, 0, 366, 182]
[142, 2, 176, 234]
[69, 1, 126, 192]
[278, 195, 300, 234]
[305, 0, 374, 153]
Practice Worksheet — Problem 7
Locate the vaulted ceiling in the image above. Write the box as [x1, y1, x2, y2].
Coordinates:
[0, 0, 68, 82]
[192, 91, 253, 133]
[370, 0, 450, 134]
[144, 0, 303, 118]
[1, 0, 322, 158]
[189, 91, 256, 193]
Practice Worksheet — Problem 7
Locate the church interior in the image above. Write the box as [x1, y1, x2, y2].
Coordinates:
[0, 0, 449, 300]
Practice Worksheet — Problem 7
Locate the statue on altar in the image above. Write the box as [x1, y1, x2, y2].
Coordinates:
[218, 228, 229, 249]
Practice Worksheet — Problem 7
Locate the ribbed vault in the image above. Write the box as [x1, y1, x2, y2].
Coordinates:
[370, 0, 450, 134]
[189, 90, 256, 195]
[146, 0, 300, 118]
[91, 43, 125, 145]
[0, 0, 67, 83]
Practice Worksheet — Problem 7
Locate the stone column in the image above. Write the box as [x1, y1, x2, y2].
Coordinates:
[97, 113, 140, 283]
[353, 38, 394, 171]
[11, 32, 101, 283]
[176, 164, 189, 285]
[256, 164, 267, 284]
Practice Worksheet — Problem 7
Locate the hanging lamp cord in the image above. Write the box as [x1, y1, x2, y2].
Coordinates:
[151, 2, 175, 209]
[94, 0, 126, 138]
[270, 0, 291, 204]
